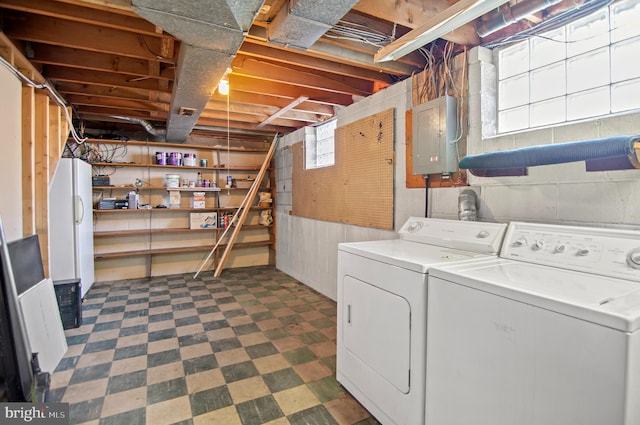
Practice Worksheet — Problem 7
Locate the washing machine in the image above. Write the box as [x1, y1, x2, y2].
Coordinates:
[336, 217, 507, 425]
[426, 221, 640, 425]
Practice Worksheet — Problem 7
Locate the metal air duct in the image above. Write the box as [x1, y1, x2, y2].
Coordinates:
[477, 0, 563, 38]
[268, 0, 359, 50]
[132, 0, 265, 142]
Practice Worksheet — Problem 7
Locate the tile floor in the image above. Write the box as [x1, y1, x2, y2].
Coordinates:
[49, 265, 381, 425]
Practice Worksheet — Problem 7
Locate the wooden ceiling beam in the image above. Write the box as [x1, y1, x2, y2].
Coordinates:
[199, 109, 307, 129]
[353, 0, 479, 46]
[229, 74, 354, 107]
[55, 81, 172, 103]
[205, 100, 320, 123]
[238, 41, 394, 84]
[44, 65, 172, 92]
[195, 116, 293, 134]
[73, 0, 134, 14]
[29, 44, 174, 80]
[75, 105, 168, 120]
[246, 25, 418, 77]
[209, 91, 334, 117]
[232, 55, 374, 97]
[63, 94, 169, 113]
[3, 12, 173, 62]
[0, 0, 158, 35]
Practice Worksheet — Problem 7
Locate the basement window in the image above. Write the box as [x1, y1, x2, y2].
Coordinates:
[305, 119, 337, 169]
[496, 0, 640, 133]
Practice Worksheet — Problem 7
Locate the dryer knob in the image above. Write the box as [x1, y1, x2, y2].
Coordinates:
[577, 248, 590, 257]
[513, 238, 527, 247]
[532, 241, 544, 251]
[554, 245, 566, 253]
[626, 248, 640, 269]
[477, 230, 490, 238]
[407, 221, 423, 233]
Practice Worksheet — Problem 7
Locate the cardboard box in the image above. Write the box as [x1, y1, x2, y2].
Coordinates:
[190, 212, 217, 229]
[191, 191, 205, 208]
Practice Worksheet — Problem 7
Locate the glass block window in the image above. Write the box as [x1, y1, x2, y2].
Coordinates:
[305, 119, 337, 169]
[497, 0, 640, 133]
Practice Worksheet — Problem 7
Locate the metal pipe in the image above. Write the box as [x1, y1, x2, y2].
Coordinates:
[477, 0, 563, 38]
[458, 189, 478, 221]
[109, 116, 167, 138]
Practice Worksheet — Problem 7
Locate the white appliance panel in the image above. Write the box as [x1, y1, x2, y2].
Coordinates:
[336, 218, 507, 425]
[73, 158, 95, 297]
[49, 158, 75, 279]
[338, 239, 481, 273]
[18, 278, 68, 373]
[501, 221, 640, 281]
[398, 216, 506, 254]
[431, 259, 640, 332]
[337, 250, 427, 425]
[427, 275, 632, 425]
[50, 158, 95, 298]
[343, 275, 410, 393]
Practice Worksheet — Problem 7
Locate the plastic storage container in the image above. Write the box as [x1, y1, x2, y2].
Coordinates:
[53, 279, 82, 329]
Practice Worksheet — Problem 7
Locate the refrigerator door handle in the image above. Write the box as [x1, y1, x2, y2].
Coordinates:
[74, 195, 84, 224]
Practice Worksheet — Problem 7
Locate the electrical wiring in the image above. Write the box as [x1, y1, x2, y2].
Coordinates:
[325, 19, 396, 47]
[482, 0, 614, 49]
[0, 54, 86, 145]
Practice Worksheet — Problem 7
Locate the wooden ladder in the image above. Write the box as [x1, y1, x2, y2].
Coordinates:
[194, 134, 279, 278]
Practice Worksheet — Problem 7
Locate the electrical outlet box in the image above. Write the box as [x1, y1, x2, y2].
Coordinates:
[412, 95, 459, 175]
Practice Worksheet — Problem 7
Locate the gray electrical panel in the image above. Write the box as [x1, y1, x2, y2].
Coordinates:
[412, 95, 458, 175]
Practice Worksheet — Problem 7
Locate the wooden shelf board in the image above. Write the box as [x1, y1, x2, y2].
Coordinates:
[93, 225, 272, 237]
[167, 187, 221, 192]
[83, 138, 270, 152]
[93, 186, 264, 191]
[94, 206, 271, 213]
[89, 162, 262, 171]
[94, 240, 275, 259]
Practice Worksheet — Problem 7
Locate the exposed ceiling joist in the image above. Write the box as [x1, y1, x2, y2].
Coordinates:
[0, 0, 567, 141]
[257, 96, 309, 128]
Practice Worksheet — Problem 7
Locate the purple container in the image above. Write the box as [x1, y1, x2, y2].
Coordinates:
[155, 152, 168, 165]
[169, 152, 182, 166]
[203, 179, 210, 188]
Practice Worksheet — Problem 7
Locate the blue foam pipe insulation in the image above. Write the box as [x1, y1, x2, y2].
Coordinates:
[459, 135, 640, 176]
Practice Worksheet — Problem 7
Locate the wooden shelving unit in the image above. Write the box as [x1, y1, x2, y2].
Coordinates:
[87, 138, 276, 281]
[94, 240, 275, 260]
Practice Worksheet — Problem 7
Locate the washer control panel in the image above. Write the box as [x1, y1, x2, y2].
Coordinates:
[502, 222, 640, 280]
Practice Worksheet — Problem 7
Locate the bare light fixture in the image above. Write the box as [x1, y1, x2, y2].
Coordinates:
[218, 67, 232, 96]
[374, 0, 510, 62]
[218, 79, 229, 96]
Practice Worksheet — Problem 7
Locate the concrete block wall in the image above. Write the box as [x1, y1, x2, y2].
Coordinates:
[458, 46, 640, 228]
[275, 78, 425, 300]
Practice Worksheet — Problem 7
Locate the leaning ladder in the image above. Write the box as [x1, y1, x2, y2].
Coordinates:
[194, 134, 279, 278]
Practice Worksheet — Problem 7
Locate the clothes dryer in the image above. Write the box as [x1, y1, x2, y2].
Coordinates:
[336, 217, 507, 425]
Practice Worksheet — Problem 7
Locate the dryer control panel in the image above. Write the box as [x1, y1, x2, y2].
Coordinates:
[398, 217, 507, 255]
[502, 222, 640, 281]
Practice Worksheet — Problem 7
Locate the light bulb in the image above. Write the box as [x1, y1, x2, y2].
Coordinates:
[218, 79, 229, 95]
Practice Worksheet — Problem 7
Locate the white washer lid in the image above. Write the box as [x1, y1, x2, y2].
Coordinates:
[338, 239, 494, 274]
[430, 259, 640, 332]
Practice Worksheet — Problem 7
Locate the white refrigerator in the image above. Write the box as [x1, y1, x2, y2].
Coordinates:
[49, 158, 95, 298]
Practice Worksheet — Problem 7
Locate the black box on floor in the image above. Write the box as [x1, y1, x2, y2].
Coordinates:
[53, 279, 82, 329]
